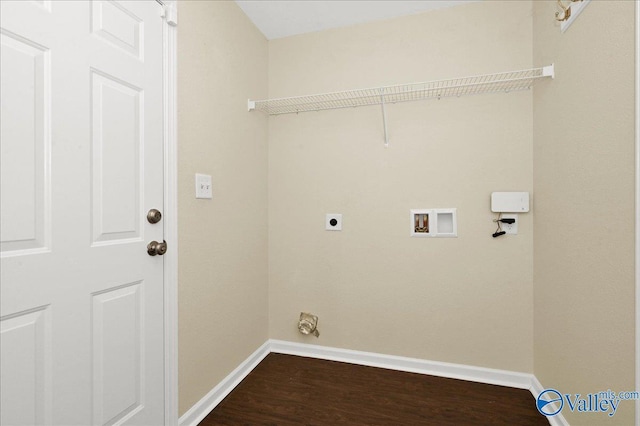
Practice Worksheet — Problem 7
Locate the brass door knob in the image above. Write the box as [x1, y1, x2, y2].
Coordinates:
[147, 240, 167, 256]
[147, 209, 162, 224]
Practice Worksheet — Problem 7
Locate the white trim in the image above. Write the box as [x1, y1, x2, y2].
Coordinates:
[162, 1, 179, 424]
[268, 339, 532, 389]
[162, 2, 178, 26]
[178, 342, 272, 426]
[530, 376, 569, 426]
[636, 2, 640, 425]
[179, 339, 554, 425]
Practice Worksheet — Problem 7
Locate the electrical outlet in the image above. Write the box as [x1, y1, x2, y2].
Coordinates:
[325, 214, 342, 231]
[195, 174, 212, 199]
[501, 214, 518, 235]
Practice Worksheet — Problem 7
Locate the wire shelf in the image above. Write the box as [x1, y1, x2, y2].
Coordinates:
[249, 65, 554, 116]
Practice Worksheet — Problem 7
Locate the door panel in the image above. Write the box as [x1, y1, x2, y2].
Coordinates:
[91, 70, 142, 245]
[0, 29, 51, 255]
[91, 0, 143, 60]
[91, 282, 143, 425]
[0, 306, 52, 426]
[0, 1, 165, 425]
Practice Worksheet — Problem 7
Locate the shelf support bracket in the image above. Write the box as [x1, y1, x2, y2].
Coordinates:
[380, 90, 389, 147]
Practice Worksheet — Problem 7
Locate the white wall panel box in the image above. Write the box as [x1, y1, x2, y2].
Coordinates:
[491, 192, 529, 213]
[410, 209, 457, 238]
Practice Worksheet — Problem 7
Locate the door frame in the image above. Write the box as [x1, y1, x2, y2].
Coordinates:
[160, 1, 178, 424]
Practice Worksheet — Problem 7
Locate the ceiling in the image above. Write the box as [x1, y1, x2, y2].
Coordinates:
[235, 1, 480, 40]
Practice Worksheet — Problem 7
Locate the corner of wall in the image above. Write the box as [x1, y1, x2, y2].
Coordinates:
[177, 0, 270, 416]
[532, 1, 636, 424]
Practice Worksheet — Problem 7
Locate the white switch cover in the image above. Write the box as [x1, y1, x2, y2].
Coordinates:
[195, 174, 212, 199]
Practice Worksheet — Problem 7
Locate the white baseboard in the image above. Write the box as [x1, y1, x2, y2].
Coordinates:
[269, 339, 533, 390]
[530, 376, 569, 426]
[180, 339, 559, 426]
[178, 341, 271, 426]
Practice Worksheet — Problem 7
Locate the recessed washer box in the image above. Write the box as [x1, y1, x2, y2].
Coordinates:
[410, 209, 457, 238]
[491, 192, 529, 213]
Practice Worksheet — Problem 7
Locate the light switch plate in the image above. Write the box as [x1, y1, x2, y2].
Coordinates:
[195, 174, 212, 199]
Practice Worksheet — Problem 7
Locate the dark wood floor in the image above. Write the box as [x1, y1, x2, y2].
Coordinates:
[199, 353, 548, 425]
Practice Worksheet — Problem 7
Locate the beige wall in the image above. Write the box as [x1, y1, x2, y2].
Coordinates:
[176, 1, 638, 422]
[177, 1, 269, 416]
[268, 1, 535, 372]
[533, 1, 636, 425]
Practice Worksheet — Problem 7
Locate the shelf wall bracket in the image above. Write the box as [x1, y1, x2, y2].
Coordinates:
[380, 89, 389, 148]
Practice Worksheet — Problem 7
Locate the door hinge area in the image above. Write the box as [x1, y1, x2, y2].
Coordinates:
[160, 3, 178, 26]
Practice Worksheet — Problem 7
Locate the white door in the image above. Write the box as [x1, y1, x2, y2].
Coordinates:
[0, 1, 166, 425]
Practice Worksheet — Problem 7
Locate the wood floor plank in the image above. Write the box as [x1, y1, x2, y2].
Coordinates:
[199, 353, 548, 425]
